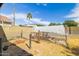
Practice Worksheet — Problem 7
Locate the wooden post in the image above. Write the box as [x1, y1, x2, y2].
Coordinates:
[37, 31, 40, 42]
[64, 26, 69, 48]
[21, 29, 23, 38]
[29, 33, 32, 48]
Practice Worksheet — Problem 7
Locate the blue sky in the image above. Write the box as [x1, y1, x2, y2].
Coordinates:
[1, 3, 79, 25]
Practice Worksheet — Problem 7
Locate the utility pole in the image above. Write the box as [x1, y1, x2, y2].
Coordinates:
[13, 3, 15, 26]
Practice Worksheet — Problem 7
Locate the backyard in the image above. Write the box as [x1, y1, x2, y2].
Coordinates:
[0, 3, 79, 56]
[0, 26, 79, 56]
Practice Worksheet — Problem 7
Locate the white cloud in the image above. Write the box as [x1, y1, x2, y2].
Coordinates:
[1, 13, 50, 25]
[66, 4, 79, 18]
[72, 18, 79, 23]
[1, 13, 26, 20]
[30, 18, 50, 25]
[0, 13, 11, 18]
[1, 13, 27, 25]
[65, 4, 79, 18]
[65, 3, 79, 23]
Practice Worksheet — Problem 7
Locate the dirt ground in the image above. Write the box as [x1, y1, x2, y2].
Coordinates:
[5, 38, 74, 56]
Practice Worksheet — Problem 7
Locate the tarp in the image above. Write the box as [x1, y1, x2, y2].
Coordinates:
[33, 25, 66, 35]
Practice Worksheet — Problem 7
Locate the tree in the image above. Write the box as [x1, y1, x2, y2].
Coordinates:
[49, 23, 57, 26]
[63, 20, 78, 34]
[35, 24, 45, 26]
[56, 23, 62, 25]
[27, 13, 32, 20]
[49, 22, 61, 26]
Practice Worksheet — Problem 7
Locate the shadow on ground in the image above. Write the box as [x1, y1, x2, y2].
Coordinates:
[71, 47, 79, 56]
[61, 46, 79, 56]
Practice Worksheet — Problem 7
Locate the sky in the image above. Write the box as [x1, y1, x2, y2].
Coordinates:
[0, 3, 79, 25]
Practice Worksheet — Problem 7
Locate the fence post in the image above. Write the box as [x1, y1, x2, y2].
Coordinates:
[21, 29, 23, 38]
[64, 26, 69, 48]
[29, 33, 32, 48]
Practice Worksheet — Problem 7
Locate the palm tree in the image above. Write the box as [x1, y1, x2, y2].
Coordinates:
[26, 13, 32, 48]
[27, 13, 32, 20]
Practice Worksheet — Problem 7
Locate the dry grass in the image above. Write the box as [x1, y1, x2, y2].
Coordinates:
[66, 35, 79, 55]
[67, 35, 79, 49]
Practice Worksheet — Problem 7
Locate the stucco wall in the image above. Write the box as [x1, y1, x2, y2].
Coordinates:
[1, 26, 34, 40]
